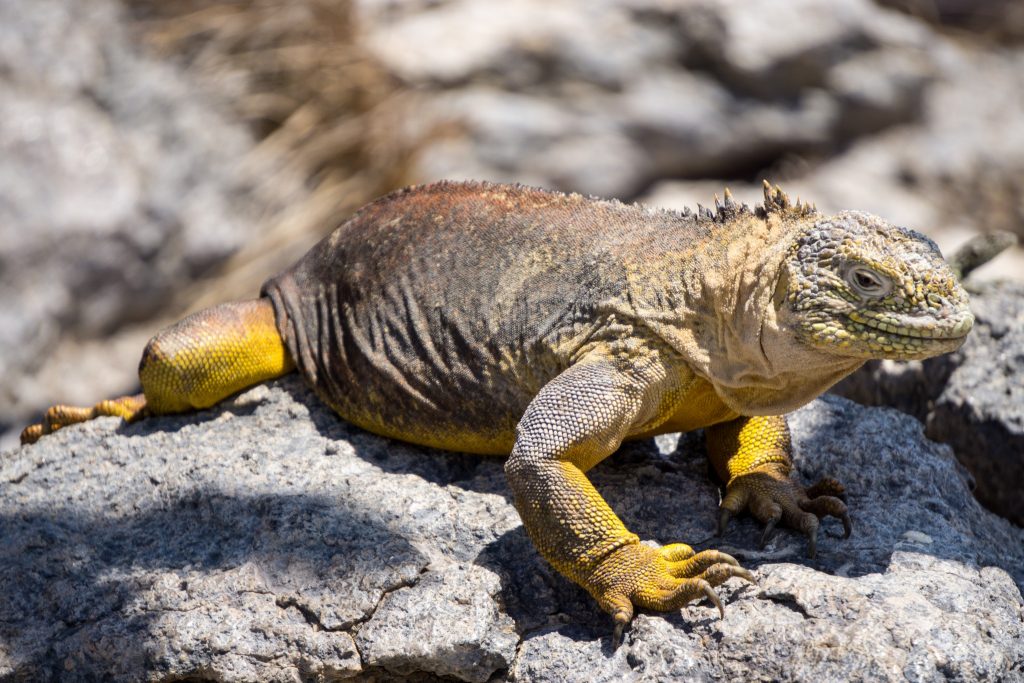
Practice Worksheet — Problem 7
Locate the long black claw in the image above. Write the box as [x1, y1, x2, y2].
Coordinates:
[841, 512, 853, 539]
[611, 621, 624, 649]
[611, 609, 630, 649]
[759, 519, 777, 549]
[807, 526, 818, 559]
[703, 583, 725, 619]
[718, 509, 732, 536]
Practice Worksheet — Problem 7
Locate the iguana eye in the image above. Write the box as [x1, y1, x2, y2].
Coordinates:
[846, 266, 891, 297]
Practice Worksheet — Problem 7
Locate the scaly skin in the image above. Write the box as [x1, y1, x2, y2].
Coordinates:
[20, 300, 293, 443]
[707, 415, 850, 559]
[22, 180, 973, 640]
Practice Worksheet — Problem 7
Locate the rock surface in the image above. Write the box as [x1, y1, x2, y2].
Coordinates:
[834, 281, 1024, 526]
[376, 0, 932, 198]
[2, 378, 1022, 681]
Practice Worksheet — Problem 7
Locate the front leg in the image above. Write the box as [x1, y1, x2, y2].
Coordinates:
[707, 415, 851, 558]
[505, 351, 752, 641]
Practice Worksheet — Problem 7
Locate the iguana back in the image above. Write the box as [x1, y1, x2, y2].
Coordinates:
[262, 181, 704, 453]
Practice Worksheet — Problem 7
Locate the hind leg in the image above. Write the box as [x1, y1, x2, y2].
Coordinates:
[21, 298, 294, 444]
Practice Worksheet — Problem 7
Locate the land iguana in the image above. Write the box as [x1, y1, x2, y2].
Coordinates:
[22, 180, 974, 640]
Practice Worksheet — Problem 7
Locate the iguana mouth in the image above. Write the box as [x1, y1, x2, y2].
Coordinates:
[846, 310, 974, 341]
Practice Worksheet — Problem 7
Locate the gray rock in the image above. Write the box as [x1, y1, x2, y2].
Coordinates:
[364, 0, 676, 89]
[415, 88, 651, 198]
[356, 566, 519, 682]
[927, 283, 1024, 527]
[827, 47, 935, 137]
[0, 0, 276, 431]
[877, 0, 1024, 43]
[2, 377, 1022, 681]
[671, 0, 931, 97]
[834, 281, 1024, 526]
[370, 0, 943, 198]
[617, 71, 838, 180]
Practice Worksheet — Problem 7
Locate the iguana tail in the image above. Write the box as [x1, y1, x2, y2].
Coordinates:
[21, 298, 294, 444]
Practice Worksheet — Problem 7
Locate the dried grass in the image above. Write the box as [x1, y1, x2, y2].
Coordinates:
[124, 0, 429, 307]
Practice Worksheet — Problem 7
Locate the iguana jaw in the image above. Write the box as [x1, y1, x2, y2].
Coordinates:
[844, 309, 974, 341]
[808, 308, 974, 361]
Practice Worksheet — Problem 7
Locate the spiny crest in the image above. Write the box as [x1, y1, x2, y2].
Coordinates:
[679, 187, 755, 223]
[712, 187, 753, 221]
[677, 182, 816, 224]
[758, 179, 817, 219]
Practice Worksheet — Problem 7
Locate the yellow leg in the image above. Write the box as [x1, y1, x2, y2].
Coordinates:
[707, 415, 851, 558]
[506, 353, 754, 642]
[21, 298, 294, 444]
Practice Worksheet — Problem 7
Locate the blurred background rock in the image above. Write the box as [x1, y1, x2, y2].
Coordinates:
[3, 0, 1023, 454]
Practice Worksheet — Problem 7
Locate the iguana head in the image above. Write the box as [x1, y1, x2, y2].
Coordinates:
[769, 193, 973, 362]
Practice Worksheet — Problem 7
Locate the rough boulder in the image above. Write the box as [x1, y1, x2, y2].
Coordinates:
[2, 379, 1022, 681]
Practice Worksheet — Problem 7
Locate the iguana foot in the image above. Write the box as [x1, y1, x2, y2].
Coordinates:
[20, 394, 147, 445]
[717, 463, 851, 558]
[590, 542, 755, 644]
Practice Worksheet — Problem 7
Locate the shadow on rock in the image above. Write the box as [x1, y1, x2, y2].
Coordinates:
[0, 491, 423, 679]
[4, 377, 1022, 680]
[116, 399, 262, 440]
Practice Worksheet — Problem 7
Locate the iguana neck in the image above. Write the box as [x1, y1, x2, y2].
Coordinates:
[627, 212, 863, 415]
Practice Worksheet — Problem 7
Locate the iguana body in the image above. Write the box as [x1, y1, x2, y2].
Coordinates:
[23, 181, 973, 637]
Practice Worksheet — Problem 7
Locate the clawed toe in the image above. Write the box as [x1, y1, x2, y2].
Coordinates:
[594, 540, 753, 638]
[805, 520, 818, 558]
[718, 467, 853, 558]
[20, 394, 147, 445]
[610, 605, 632, 648]
[700, 581, 724, 619]
[699, 562, 756, 588]
[20, 424, 43, 445]
[665, 549, 740, 578]
[718, 508, 733, 536]
[658, 542, 696, 562]
[759, 518, 778, 549]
